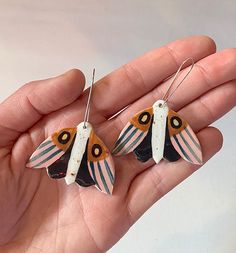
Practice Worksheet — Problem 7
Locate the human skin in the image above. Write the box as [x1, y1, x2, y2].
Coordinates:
[0, 36, 235, 253]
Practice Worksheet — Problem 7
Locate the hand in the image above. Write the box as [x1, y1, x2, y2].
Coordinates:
[0, 36, 235, 253]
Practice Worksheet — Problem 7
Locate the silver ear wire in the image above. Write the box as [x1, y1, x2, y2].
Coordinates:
[83, 68, 96, 129]
[162, 58, 194, 104]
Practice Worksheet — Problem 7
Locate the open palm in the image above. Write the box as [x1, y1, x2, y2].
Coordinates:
[0, 36, 235, 253]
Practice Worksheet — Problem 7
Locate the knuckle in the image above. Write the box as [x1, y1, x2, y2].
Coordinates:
[198, 97, 215, 122]
[19, 81, 37, 94]
[122, 63, 147, 92]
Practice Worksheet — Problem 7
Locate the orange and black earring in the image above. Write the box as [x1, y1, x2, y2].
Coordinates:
[113, 58, 203, 165]
[27, 69, 115, 195]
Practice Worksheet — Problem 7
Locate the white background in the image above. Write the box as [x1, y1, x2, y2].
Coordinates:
[0, 1, 235, 252]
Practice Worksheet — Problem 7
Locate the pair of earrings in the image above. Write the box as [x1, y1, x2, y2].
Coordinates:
[27, 59, 202, 195]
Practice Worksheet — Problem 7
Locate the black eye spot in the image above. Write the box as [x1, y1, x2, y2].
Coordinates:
[92, 144, 102, 158]
[138, 112, 151, 125]
[58, 131, 71, 144]
[170, 116, 182, 129]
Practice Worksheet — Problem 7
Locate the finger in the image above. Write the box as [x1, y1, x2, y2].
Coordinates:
[179, 80, 236, 132]
[126, 127, 223, 223]
[167, 48, 236, 111]
[113, 49, 236, 132]
[0, 69, 85, 146]
[92, 35, 216, 117]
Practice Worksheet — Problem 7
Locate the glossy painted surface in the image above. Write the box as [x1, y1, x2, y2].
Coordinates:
[26, 128, 76, 169]
[151, 100, 169, 164]
[113, 107, 153, 156]
[27, 122, 115, 194]
[75, 142, 95, 187]
[88, 129, 115, 194]
[134, 122, 153, 162]
[47, 138, 75, 179]
[168, 110, 202, 165]
[65, 122, 92, 185]
[163, 121, 181, 162]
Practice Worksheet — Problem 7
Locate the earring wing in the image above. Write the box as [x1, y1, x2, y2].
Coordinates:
[26, 128, 77, 175]
[87, 129, 115, 194]
[113, 107, 153, 156]
[167, 109, 202, 165]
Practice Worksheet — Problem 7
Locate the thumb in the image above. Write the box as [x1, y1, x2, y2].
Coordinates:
[0, 69, 85, 147]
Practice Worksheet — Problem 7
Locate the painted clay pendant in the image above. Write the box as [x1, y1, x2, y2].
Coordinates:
[113, 100, 202, 165]
[113, 58, 202, 165]
[26, 69, 115, 194]
[27, 122, 115, 194]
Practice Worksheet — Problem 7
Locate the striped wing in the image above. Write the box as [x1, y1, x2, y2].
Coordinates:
[26, 128, 77, 169]
[113, 107, 153, 156]
[87, 129, 115, 194]
[167, 109, 202, 165]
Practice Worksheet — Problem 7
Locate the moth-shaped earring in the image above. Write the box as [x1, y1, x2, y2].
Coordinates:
[27, 69, 115, 194]
[113, 58, 202, 165]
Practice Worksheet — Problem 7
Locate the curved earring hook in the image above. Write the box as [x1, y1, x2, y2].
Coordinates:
[83, 68, 96, 128]
[162, 58, 195, 104]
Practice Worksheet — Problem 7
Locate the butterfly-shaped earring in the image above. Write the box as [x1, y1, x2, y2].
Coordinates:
[26, 69, 115, 194]
[113, 58, 202, 165]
